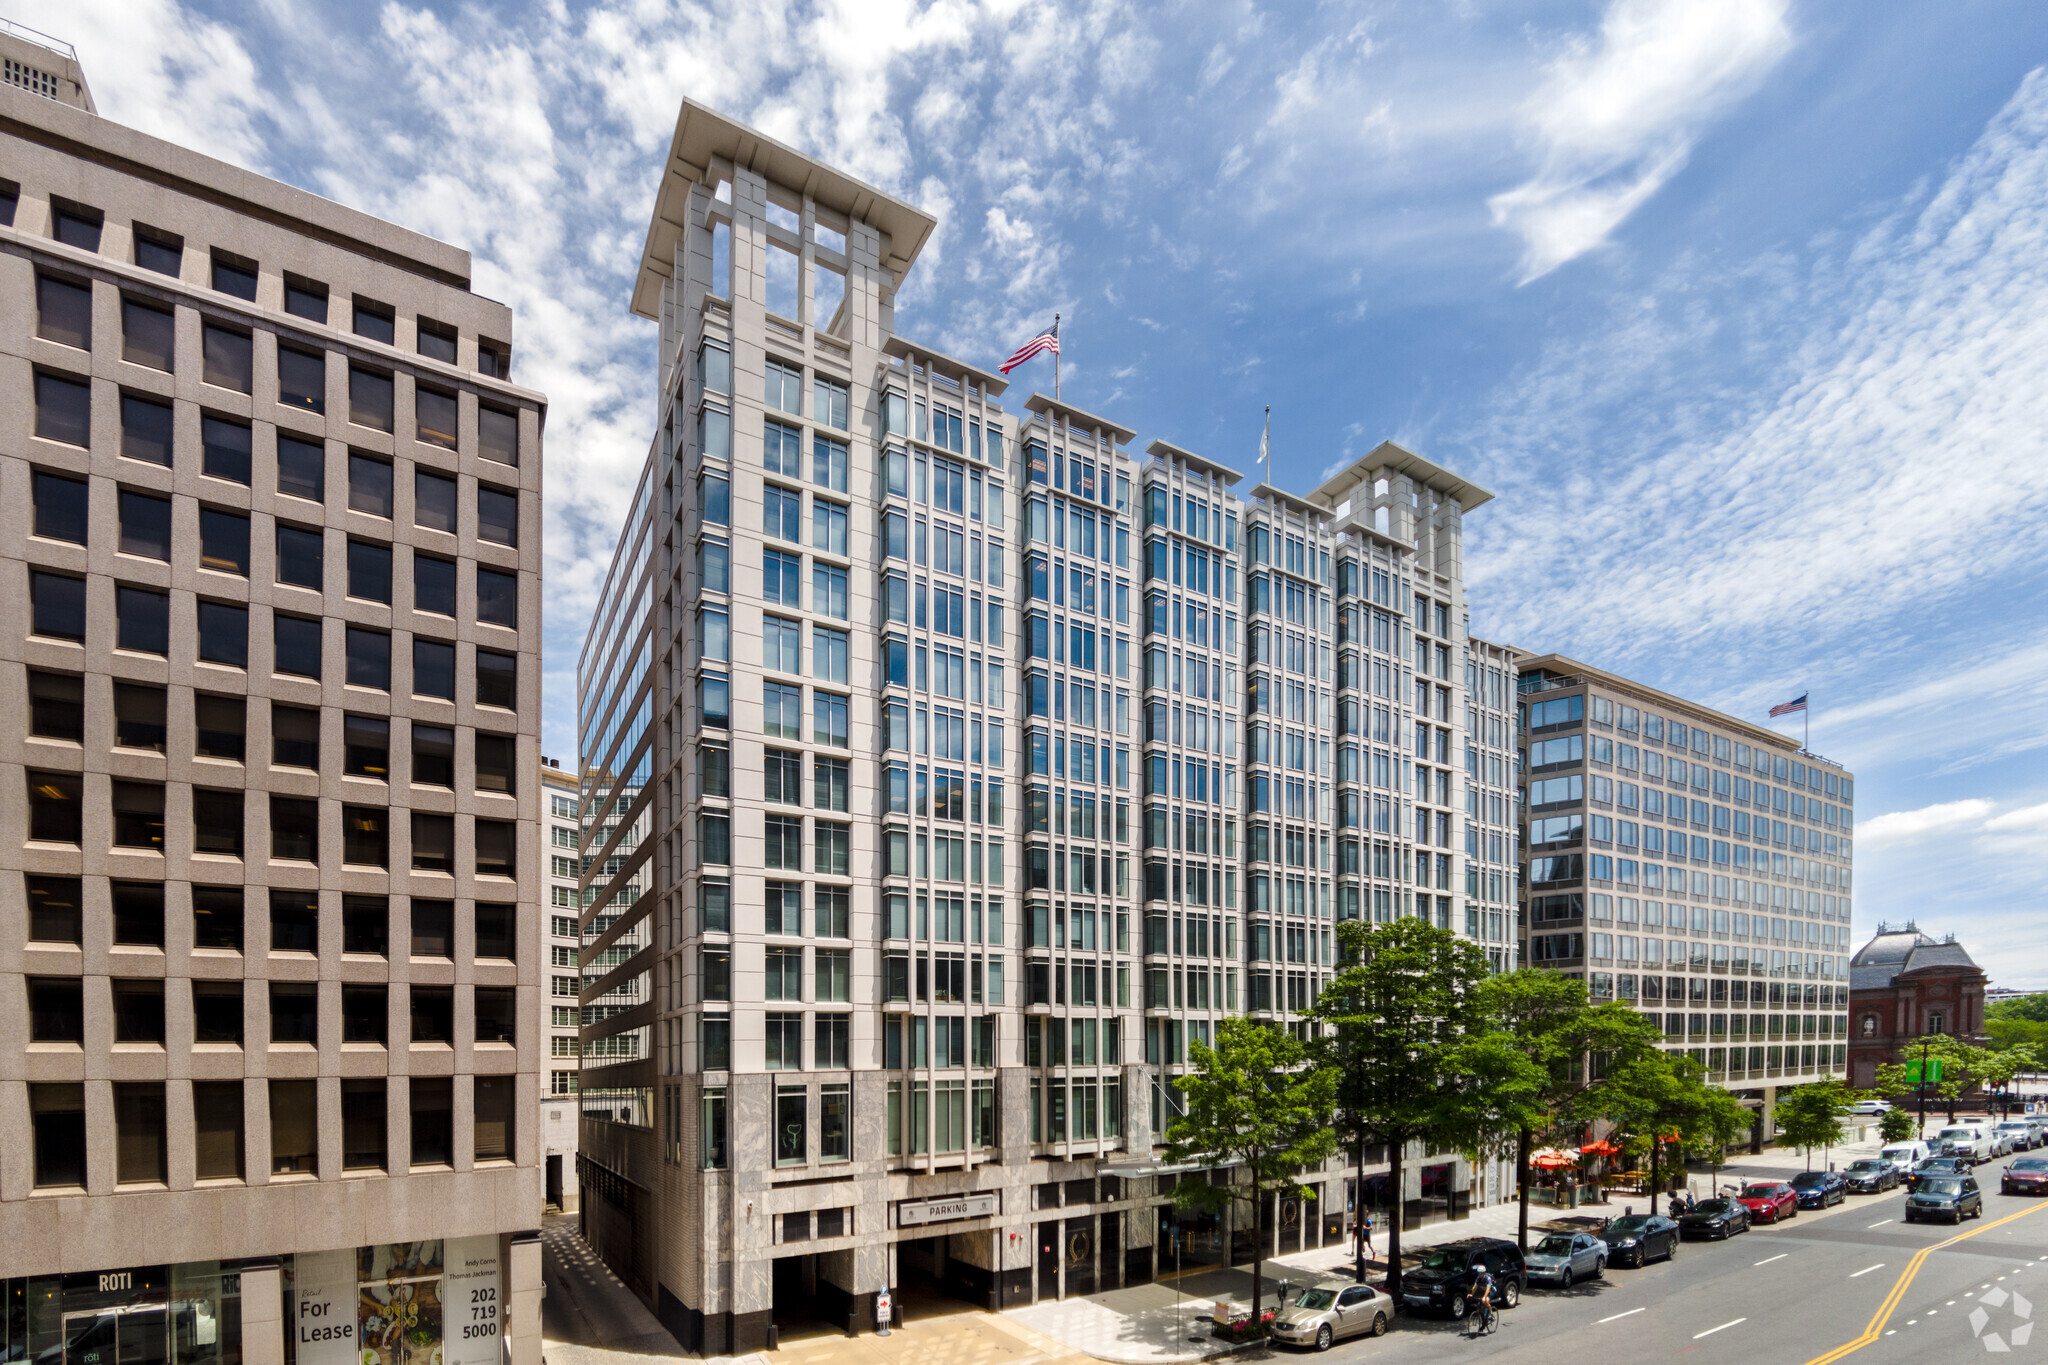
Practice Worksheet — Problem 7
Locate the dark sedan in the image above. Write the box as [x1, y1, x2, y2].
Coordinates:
[1911, 1156, 1973, 1190]
[1842, 1159, 1899, 1194]
[1790, 1170, 1847, 1209]
[1677, 1197, 1751, 1240]
[2003, 1157, 2048, 1195]
[1597, 1214, 1680, 1267]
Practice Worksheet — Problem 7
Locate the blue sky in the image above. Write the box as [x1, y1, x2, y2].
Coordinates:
[54, 0, 2048, 981]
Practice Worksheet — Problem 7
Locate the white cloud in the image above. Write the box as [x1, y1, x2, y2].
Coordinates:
[68, 0, 271, 168]
[1856, 799, 1995, 848]
[1488, 0, 1792, 281]
[1987, 802, 2048, 833]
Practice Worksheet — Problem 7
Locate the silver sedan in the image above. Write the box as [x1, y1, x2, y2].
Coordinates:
[1522, 1231, 1607, 1289]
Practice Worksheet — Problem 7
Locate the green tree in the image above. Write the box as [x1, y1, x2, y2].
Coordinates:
[1885, 1035, 1992, 1128]
[1988, 995, 2048, 1025]
[1477, 969, 1664, 1248]
[1878, 1106, 1916, 1143]
[1775, 1080, 1856, 1168]
[1986, 1016, 2048, 1054]
[1163, 1017, 1337, 1329]
[1310, 918, 1498, 1297]
[1602, 1051, 1750, 1204]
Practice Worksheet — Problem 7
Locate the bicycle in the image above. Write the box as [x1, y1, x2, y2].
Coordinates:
[1473, 1297, 1498, 1336]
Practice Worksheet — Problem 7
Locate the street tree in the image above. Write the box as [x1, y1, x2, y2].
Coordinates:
[1878, 1106, 1917, 1143]
[1310, 918, 1498, 1298]
[1477, 969, 1664, 1249]
[1775, 1079, 1857, 1169]
[1602, 1051, 1750, 1204]
[1163, 1016, 1337, 1330]
[1881, 1034, 1991, 1130]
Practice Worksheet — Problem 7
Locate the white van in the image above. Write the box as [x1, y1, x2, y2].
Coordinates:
[1880, 1141, 1931, 1174]
[1938, 1125, 1997, 1163]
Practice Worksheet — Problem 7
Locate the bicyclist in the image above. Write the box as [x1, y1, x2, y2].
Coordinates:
[1466, 1264, 1496, 1332]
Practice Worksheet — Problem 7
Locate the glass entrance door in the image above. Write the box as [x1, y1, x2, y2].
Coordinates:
[64, 1306, 166, 1365]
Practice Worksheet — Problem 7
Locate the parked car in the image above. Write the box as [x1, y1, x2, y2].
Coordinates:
[1597, 1214, 1681, 1267]
[1879, 1141, 1932, 1174]
[2003, 1157, 2048, 1196]
[1938, 1124, 2000, 1162]
[1842, 1159, 1900, 1193]
[1790, 1170, 1848, 1209]
[1677, 1197, 1751, 1239]
[1395, 1239, 1526, 1319]
[1996, 1121, 2038, 1153]
[1271, 1281, 1389, 1351]
[1849, 1099, 1893, 1116]
[1736, 1181, 1799, 1223]
[1904, 1174, 1983, 1223]
[1523, 1232, 1607, 1289]
[1912, 1156, 1975, 1189]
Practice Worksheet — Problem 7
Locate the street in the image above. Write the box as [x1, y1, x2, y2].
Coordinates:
[1291, 1176, 2048, 1365]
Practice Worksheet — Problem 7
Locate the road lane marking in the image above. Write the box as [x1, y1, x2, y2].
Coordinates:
[1850, 1265, 1885, 1278]
[1867, 1220, 1892, 1228]
[1598, 1308, 1646, 1324]
[1797, 1196, 2048, 1365]
[1756, 1254, 1789, 1266]
[1695, 1319, 1747, 1339]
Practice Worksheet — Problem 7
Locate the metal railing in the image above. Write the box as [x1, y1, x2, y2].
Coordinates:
[0, 17, 76, 61]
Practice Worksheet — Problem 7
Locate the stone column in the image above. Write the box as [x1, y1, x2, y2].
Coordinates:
[239, 1261, 284, 1365]
[507, 1231, 543, 1365]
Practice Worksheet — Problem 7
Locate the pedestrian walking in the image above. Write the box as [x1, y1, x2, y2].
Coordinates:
[1357, 1210, 1376, 1260]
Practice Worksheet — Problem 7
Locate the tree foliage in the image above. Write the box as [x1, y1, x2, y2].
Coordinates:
[1989, 995, 2048, 1025]
[1163, 1017, 1337, 1328]
[1775, 1080, 1856, 1167]
[1599, 1051, 1751, 1196]
[1878, 1106, 1917, 1142]
[1310, 918, 1507, 1296]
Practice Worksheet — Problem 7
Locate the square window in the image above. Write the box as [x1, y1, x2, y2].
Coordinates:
[476, 732, 516, 794]
[349, 453, 394, 517]
[269, 1078, 317, 1173]
[199, 508, 251, 575]
[111, 780, 165, 849]
[192, 886, 244, 950]
[410, 984, 453, 1042]
[116, 585, 170, 655]
[275, 524, 324, 589]
[121, 297, 174, 370]
[411, 812, 455, 872]
[412, 723, 454, 786]
[32, 471, 88, 544]
[413, 638, 455, 699]
[343, 806, 388, 867]
[134, 229, 183, 277]
[284, 276, 328, 323]
[474, 1076, 513, 1162]
[477, 341, 507, 379]
[194, 1079, 245, 1180]
[119, 489, 172, 559]
[353, 297, 395, 345]
[417, 318, 458, 364]
[29, 572, 85, 641]
[210, 252, 258, 301]
[26, 875, 84, 944]
[192, 979, 245, 1044]
[479, 405, 518, 466]
[271, 703, 321, 769]
[51, 201, 103, 251]
[26, 771, 82, 843]
[37, 274, 93, 349]
[112, 881, 165, 945]
[476, 649, 516, 710]
[476, 903, 515, 961]
[348, 539, 393, 603]
[277, 434, 326, 501]
[269, 795, 319, 862]
[29, 671, 84, 741]
[341, 1079, 386, 1170]
[411, 899, 454, 957]
[341, 984, 388, 1043]
[193, 790, 243, 856]
[477, 567, 517, 627]
[416, 385, 457, 448]
[114, 1082, 167, 1184]
[113, 681, 167, 752]
[121, 393, 174, 465]
[346, 626, 391, 689]
[343, 895, 389, 956]
[269, 888, 318, 953]
[343, 714, 390, 778]
[196, 600, 248, 667]
[201, 323, 252, 393]
[475, 819, 516, 878]
[410, 1076, 452, 1166]
[278, 345, 325, 413]
[477, 485, 519, 546]
[32, 1083, 87, 1188]
[415, 469, 457, 532]
[414, 554, 456, 615]
[474, 988, 515, 1043]
[34, 371, 91, 447]
[202, 414, 252, 484]
[350, 365, 394, 431]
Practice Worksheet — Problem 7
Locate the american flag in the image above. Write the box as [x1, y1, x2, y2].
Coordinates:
[999, 318, 1059, 374]
[1769, 692, 1808, 718]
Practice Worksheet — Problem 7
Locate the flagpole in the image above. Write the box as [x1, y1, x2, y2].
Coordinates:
[1053, 312, 1061, 401]
[1804, 686, 1810, 754]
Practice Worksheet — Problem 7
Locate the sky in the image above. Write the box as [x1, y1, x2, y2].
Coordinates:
[47, 0, 2048, 982]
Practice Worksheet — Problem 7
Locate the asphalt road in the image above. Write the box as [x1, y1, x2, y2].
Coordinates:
[1296, 1170, 2048, 1365]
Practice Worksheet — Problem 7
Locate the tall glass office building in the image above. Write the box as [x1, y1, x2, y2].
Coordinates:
[574, 100, 1509, 1353]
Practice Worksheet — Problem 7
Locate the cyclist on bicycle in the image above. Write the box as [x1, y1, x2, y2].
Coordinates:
[1466, 1264, 1497, 1333]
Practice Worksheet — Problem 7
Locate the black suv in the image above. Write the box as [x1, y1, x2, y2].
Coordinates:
[1395, 1238, 1527, 1319]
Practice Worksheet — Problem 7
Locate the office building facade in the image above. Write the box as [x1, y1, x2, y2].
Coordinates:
[573, 100, 1511, 1354]
[1, 28, 545, 1365]
[542, 760, 580, 1210]
[1511, 656, 1857, 1126]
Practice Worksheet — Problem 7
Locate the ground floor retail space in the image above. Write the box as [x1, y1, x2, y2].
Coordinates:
[0, 1237, 535, 1365]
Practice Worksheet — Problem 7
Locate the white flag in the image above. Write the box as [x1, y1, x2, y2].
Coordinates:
[1259, 406, 1270, 470]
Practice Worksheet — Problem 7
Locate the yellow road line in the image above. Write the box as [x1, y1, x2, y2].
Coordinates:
[1801, 1200, 2048, 1365]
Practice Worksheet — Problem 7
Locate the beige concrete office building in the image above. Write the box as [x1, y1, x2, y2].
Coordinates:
[542, 760, 580, 1211]
[1511, 655, 1857, 1127]
[0, 26, 546, 1365]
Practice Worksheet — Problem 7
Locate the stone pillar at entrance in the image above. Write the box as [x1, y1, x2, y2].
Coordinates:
[240, 1262, 284, 1365]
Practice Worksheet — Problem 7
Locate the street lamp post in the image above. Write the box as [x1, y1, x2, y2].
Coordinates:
[1917, 1038, 1930, 1142]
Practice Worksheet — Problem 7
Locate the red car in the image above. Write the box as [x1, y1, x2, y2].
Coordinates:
[1737, 1181, 1799, 1223]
